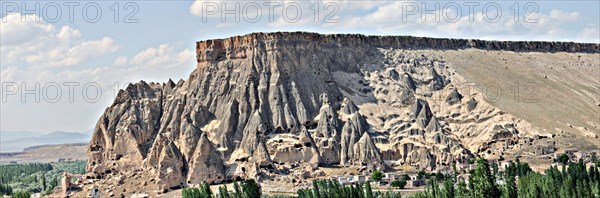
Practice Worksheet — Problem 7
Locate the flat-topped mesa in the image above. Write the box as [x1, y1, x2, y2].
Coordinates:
[196, 32, 600, 65]
[86, 31, 598, 196]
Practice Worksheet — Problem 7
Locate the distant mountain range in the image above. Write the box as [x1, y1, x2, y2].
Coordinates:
[0, 130, 92, 153]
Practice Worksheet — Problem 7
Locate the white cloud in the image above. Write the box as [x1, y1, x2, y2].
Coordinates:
[190, 0, 392, 17]
[57, 26, 82, 40]
[0, 43, 196, 132]
[190, 0, 350, 25]
[0, 14, 53, 46]
[185, 0, 599, 43]
[129, 44, 195, 68]
[189, 0, 210, 16]
[0, 14, 195, 132]
[549, 9, 579, 21]
[2, 44, 195, 89]
[334, 4, 594, 42]
[578, 24, 600, 43]
[0, 67, 20, 82]
[0, 13, 120, 69]
[113, 56, 128, 66]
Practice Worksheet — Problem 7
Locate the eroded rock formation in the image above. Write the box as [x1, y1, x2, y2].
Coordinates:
[87, 32, 597, 193]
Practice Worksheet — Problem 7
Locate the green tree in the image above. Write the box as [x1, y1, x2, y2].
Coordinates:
[471, 158, 500, 198]
[442, 177, 455, 198]
[452, 162, 458, 181]
[0, 184, 13, 195]
[492, 162, 499, 177]
[558, 153, 570, 165]
[201, 182, 213, 197]
[428, 178, 441, 197]
[312, 180, 320, 198]
[417, 170, 427, 180]
[402, 174, 410, 181]
[241, 179, 261, 198]
[468, 158, 476, 164]
[371, 170, 384, 182]
[436, 172, 445, 181]
[364, 182, 373, 198]
[41, 174, 46, 191]
[218, 185, 230, 198]
[501, 174, 517, 198]
[455, 178, 470, 197]
[12, 190, 31, 198]
[391, 180, 407, 189]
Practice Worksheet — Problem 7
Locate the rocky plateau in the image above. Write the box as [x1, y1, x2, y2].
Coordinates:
[84, 32, 600, 195]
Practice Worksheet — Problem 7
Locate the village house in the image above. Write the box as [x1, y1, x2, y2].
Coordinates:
[331, 175, 368, 185]
[405, 175, 425, 188]
[534, 145, 556, 156]
[331, 176, 352, 185]
[500, 160, 513, 170]
[458, 163, 474, 172]
[384, 173, 399, 181]
[353, 175, 367, 184]
[437, 167, 453, 176]
[564, 149, 578, 159]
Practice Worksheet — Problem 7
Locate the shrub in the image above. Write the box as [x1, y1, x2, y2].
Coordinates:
[371, 170, 384, 182]
[391, 180, 407, 189]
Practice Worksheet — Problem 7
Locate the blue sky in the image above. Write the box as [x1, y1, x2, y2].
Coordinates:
[1, 0, 599, 133]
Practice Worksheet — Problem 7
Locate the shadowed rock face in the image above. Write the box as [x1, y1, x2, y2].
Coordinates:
[86, 32, 598, 192]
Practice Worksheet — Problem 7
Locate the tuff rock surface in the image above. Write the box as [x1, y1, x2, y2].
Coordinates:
[86, 32, 599, 193]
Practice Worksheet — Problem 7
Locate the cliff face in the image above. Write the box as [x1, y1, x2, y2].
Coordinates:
[196, 33, 599, 64]
[86, 32, 598, 193]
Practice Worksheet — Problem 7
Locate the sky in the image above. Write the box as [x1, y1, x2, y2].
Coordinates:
[0, 0, 599, 133]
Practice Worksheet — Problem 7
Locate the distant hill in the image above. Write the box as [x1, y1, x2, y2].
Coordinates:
[0, 130, 41, 141]
[0, 130, 92, 153]
[0, 143, 88, 164]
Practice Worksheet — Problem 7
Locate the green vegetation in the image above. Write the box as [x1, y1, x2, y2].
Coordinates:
[287, 157, 599, 198]
[558, 154, 570, 165]
[182, 179, 262, 198]
[296, 179, 401, 198]
[0, 160, 86, 196]
[592, 153, 600, 167]
[0, 163, 52, 183]
[468, 158, 476, 164]
[401, 174, 410, 181]
[471, 158, 500, 197]
[12, 190, 31, 198]
[417, 170, 427, 180]
[409, 158, 600, 198]
[371, 170, 384, 182]
[390, 180, 407, 189]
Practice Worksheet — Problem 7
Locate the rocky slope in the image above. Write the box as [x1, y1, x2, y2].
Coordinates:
[86, 32, 599, 194]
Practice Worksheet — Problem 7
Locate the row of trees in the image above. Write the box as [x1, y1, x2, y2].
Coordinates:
[181, 179, 403, 198]
[411, 158, 600, 198]
[0, 163, 53, 183]
[0, 184, 29, 198]
[0, 170, 59, 195]
[0, 183, 12, 195]
[0, 160, 86, 196]
[514, 160, 600, 197]
[182, 179, 262, 198]
[287, 157, 599, 198]
[371, 169, 446, 190]
[297, 179, 401, 198]
[11, 190, 31, 198]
